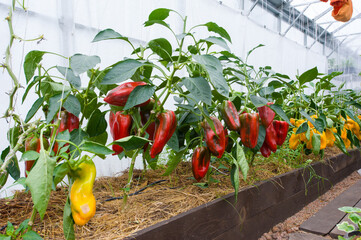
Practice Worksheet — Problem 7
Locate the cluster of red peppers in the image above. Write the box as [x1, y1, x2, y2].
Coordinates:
[191, 100, 290, 182]
[105, 81, 177, 159]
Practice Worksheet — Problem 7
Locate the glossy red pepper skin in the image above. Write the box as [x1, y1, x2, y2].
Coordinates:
[53, 111, 79, 154]
[239, 113, 259, 149]
[265, 123, 278, 152]
[201, 117, 226, 158]
[140, 110, 156, 150]
[109, 111, 133, 155]
[25, 137, 49, 177]
[219, 100, 241, 131]
[260, 141, 271, 158]
[104, 81, 150, 107]
[150, 110, 177, 158]
[258, 102, 275, 127]
[192, 147, 211, 182]
[273, 120, 289, 146]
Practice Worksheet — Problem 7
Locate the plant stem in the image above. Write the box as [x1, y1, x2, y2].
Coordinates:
[123, 148, 141, 206]
[0, 121, 39, 175]
[27, 207, 37, 230]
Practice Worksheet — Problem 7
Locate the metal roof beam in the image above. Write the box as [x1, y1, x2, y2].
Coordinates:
[282, 4, 310, 36]
[292, 0, 321, 7]
[331, 13, 361, 34]
[313, 7, 333, 21]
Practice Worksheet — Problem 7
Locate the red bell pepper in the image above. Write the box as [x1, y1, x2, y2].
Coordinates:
[104, 81, 150, 107]
[273, 120, 289, 146]
[219, 100, 241, 131]
[24, 137, 49, 177]
[260, 141, 271, 158]
[109, 111, 133, 155]
[201, 116, 226, 158]
[264, 123, 278, 152]
[150, 110, 177, 158]
[239, 113, 259, 149]
[140, 110, 156, 150]
[192, 146, 211, 182]
[53, 111, 79, 154]
[258, 102, 275, 127]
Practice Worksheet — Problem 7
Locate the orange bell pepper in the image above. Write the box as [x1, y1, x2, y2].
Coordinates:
[331, 0, 353, 22]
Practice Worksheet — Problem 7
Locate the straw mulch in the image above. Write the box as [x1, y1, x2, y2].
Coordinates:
[0, 147, 343, 239]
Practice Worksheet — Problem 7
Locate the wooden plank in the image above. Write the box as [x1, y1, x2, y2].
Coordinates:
[289, 232, 330, 240]
[329, 200, 361, 238]
[299, 180, 361, 236]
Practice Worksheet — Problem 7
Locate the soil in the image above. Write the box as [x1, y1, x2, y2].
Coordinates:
[0, 146, 356, 240]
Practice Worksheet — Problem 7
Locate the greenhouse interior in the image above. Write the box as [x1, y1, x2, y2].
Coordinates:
[1, 0, 361, 239]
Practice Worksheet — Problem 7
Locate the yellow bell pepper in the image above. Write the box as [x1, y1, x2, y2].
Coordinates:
[289, 133, 301, 150]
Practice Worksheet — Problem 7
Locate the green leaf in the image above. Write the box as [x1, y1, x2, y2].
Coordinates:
[46, 94, 62, 123]
[253, 125, 266, 151]
[92, 28, 129, 42]
[163, 148, 187, 176]
[182, 77, 212, 105]
[349, 213, 361, 225]
[70, 54, 100, 75]
[80, 141, 114, 155]
[236, 142, 248, 180]
[25, 149, 57, 219]
[86, 109, 107, 137]
[203, 36, 230, 51]
[148, 8, 172, 21]
[56, 130, 71, 149]
[193, 55, 229, 97]
[300, 110, 322, 133]
[247, 44, 265, 57]
[230, 163, 239, 200]
[249, 95, 268, 107]
[296, 122, 309, 134]
[41, 81, 71, 97]
[56, 66, 81, 89]
[63, 95, 81, 117]
[20, 151, 39, 162]
[202, 22, 231, 43]
[24, 50, 45, 83]
[148, 38, 172, 60]
[339, 207, 361, 213]
[123, 85, 155, 110]
[63, 197, 75, 240]
[7, 153, 20, 181]
[25, 97, 44, 123]
[14, 219, 29, 236]
[166, 131, 180, 152]
[5, 222, 14, 236]
[113, 136, 150, 151]
[101, 59, 146, 85]
[314, 118, 325, 132]
[22, 230, 43, 240]
[88, 131, 108, 146]
[312, 133, 321, 155]
[0, 235, 11, 240]
[22, 76, 42, 103]
[269, 104, 292, 126]
[337, 221, 355, 233]
[53, 162, 70, 186]
[299, 67, 318, 86]
[70, 129, 89, 158]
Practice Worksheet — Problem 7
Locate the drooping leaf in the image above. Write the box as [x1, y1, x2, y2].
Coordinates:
[148, 38, 172, 60]
[202, 22, 231, 43]
[53, 162, 70, 186]
[182, 77, 212, 105]
[56, 66, 81, 89]
[296, 122, 309, 134]
[236, 142, 248, 180]
[63, 95, 81, 117]
[300, 110, 322, 132]
[249, 95, 268, 108]
[230, 163, 239, 200]
[312, 133, 321, 155]
[86, 109, 107, 137]
[20, 151, 39, 162]
[46, 94, 63, 123]
[113, 136, 150, 151]
[203, 36, 230, 51]
[123, 85, 155, 110]
[101, 59, 146, 85]
[298, 67, 318, 86]
[92, 28, 129, 42]
[24, 50, 46, 83]
[25, 149, 57, 219]
[80, 141, 114, 155]
[193, 55, 229, 97]
[25, 97, 44, 123]
[70, 54, 101, 75]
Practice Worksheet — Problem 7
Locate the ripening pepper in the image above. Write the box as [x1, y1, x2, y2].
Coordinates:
[305, 130, 327, 150]
[52, 111, 79, 154]
[140, 110, 156, 150]
[331, 0, 353, 22]
[325, 129, 336, 147]
[150, 110, 177, 158]
[70, 155, 96, 226]
[219, 100, 241, 131]
[260, 141, 272, 158]
[239, 113, 259, 149]
[104, 81, 150, 107]
[24, 137, 49, 177]
[289, 133, 301, 150]
[264, 123, 278, 152]
[258, 102, 275, 127]
[273, 120, 289, 146]
[201, 116, 226, 158]
[109, 111, 133, 155]
[192, 147, 211, 182]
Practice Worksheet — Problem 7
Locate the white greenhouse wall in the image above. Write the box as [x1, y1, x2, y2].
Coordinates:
[0, 0, 330, 197]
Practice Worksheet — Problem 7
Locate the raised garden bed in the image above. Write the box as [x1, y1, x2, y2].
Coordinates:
[125, 149, 361, 240]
